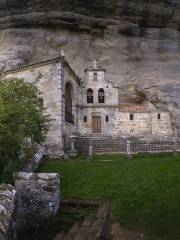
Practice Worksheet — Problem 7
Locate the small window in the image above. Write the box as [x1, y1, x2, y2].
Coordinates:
[158, 113, 161, 120]
[106, 115, 109, 122]
[130, 113, 134, 121]
[94, 73, 97, 81]
[87, 88, 93, 103]
[84, 116, 87, 123]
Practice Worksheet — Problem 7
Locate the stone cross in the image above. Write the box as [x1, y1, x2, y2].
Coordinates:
[60, 49, 65, 57]
[92, 59, 97, 69]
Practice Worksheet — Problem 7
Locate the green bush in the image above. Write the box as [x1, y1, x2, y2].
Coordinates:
[0, 76, 50, 183]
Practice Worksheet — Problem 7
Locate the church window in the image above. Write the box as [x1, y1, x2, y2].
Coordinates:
[87, 88, 93, 103]
[65, 83, 74, 124]
[130, 113, 134, 121]
[106, 115, 109, 122]
[98, 88, 105, 103]
[158, 113, 161, 120]
[84, 116, 87, 123]
[94, 73, 98, 81]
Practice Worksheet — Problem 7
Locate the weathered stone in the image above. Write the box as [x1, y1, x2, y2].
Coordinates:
[0, 184, 17, 240]
[15, 172, 60, 218]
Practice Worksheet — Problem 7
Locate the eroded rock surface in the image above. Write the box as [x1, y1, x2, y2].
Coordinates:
[0, 184, 17, 240]
[0, 0, 180, 131]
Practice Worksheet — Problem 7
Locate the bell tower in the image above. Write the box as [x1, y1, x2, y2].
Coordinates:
[85, 59, 106, 82]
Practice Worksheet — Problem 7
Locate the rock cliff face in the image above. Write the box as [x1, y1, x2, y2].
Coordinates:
[0, 0, 180, 131]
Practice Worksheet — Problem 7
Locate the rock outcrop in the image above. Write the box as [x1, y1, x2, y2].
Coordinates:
[0, 184, 17, 240]
[0, 0, 180, 131]
[15, 172, 60, 218]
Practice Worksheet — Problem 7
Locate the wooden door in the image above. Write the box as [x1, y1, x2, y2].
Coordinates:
[92, 116, 101, 133]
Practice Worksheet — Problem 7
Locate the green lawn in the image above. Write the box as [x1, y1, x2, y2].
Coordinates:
[40, 153, 180, 240]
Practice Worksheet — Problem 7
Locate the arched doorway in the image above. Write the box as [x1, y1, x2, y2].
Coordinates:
[65, 82, 74, 124]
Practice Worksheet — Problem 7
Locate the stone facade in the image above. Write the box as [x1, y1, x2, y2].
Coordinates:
[4, 56, 174, 156]
[151, 112, 173, 135]
[78, 60, 119, 135]
[79, 60, 173, 137]
[113, 104, 173, 136]
[0, 184, 17, 240]
[15, 172, 60, 218]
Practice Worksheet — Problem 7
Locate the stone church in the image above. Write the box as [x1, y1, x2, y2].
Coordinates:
[5, 53, 173, 156]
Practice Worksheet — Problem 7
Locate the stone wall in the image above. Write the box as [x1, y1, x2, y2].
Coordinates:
[0, 184, 17, 240]
[151, 112, 173, 135]
[79, 107, 117, 135]
[113, 112, 173, 136]
[15, 172, 60, 218]
[113, 112, 151, 136]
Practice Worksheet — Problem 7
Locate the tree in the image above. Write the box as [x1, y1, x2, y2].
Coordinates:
[0, 77, 50, 182]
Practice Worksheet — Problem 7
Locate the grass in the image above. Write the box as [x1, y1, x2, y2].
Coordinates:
[40, 153, 180, 240]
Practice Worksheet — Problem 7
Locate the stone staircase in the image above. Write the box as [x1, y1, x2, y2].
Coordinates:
[74, 135, 180, 155]
[53, 198, 148, 240]
[75, 136, 127, 155]
[53, 199, 111, 240]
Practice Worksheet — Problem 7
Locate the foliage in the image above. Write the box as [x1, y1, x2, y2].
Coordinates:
[41, 153, 180, 240]
[0, 77, 50, 183]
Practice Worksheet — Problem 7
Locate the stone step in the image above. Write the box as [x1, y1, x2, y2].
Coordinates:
[54, 200, 111, 240]
[53, 232, 66, 240]
[87, 204, 107, 240]
[63, 223, 81, 240]
[74, 215, 94, 240]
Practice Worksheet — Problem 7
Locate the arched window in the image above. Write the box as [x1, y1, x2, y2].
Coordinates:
[98, 88, 105, 103]
[65, 83, 74, 124]
[87, 88, 93, 103]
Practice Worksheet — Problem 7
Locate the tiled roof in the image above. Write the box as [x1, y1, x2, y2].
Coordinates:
[119, 104, 150, 113]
